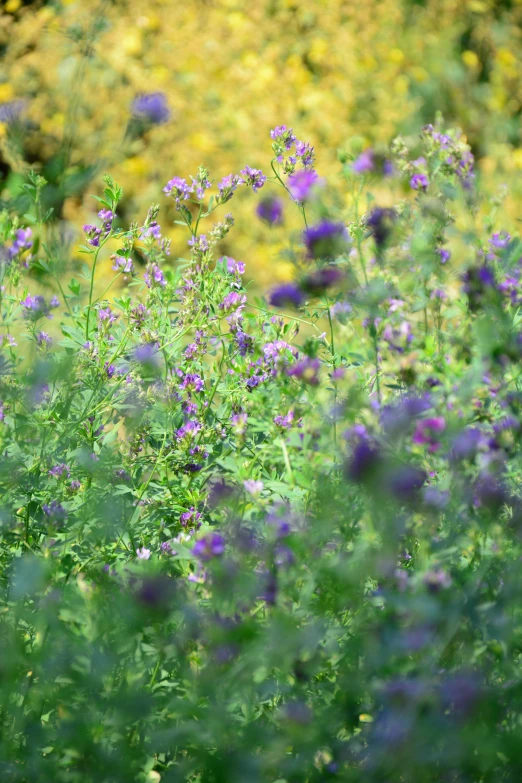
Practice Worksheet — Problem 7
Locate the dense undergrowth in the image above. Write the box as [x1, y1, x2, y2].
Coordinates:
[2, 121, 522, 782]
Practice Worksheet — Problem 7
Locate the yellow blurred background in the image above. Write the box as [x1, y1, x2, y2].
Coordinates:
[2, 0, 522, 285]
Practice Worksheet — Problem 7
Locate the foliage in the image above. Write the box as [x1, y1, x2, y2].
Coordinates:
[1, 120, 522, 781]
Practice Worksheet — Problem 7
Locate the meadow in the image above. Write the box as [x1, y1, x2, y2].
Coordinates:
[2, 2, 522, 782]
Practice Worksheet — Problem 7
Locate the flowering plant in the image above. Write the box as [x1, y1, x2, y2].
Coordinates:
[1, 121, 522, 781]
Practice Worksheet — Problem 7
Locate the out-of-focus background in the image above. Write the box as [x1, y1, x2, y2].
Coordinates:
[2, 0, 522, 285]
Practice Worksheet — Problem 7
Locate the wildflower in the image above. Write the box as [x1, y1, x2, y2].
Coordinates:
[134, 343, 160, 367]
[112, 255, 134, 274]
[288, 169, 320, 202]
[423, 568, 452, 592]
[287, 356, 321, 385]
[21, 295, 57, 321]
[42, 500, 67, 522]
[244, 479, 264, 496]
[0, 99, 27, 124]
[382, 321, 413, 353]
[235, 331, 253, 356]
[300, 265, 343, 295]
[294, 140, 315, 169]
[48, 464, 70, 479]
[98, 307, 117, 327]
[438, 248, 451, 264]
[163, 177, 192, 204]
[220, 291, 246, 314]
[388, 464, 427, 501]
[224, 256, 246, 275]
[180, 507, 202, 528]
[190, 167, 212, 200]
[490, 231, 511, 251]
[269, 283, 304, 309]
[187, 234, 209, 254]
[218, 174, 243, 203]
[131, 92, 170, 124]
[270, 125, 296, 152]
[367, 207, 396, 249]
[136, 547, 152, 560]
[231, 411, 248, 436]
[36, 331, 52, 349]
[274, 410, 297, 429]
[410, 172, 429, 191]
[176, 420, 201, 441]
[180, 373, 205, 393]
[240, 166, 267, 192]
[303, 220, 350, 259]
[144, 263, 166, 288]
[352, 149, 393, 176]
[412, 417, 446, 451]
[256, 196, 283, 225]
[193, 532, 225, 561]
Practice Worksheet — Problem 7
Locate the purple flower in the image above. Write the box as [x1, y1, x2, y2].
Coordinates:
[274, 410, 297, 429]
[352, 149, 394, 176]
[163, 177, 192, 204]
[220, 291, 246, 314]
[42, 500, 67, 522]
[294, 140, 315, 168]
[144, 263, 166, 288]
[180, 506, 202, 528]
[176, 420, 201, 441]
[256, 196, 283, 225]
[412, 417, 446, 451]
[235, 331, 253, 356]
[98, 307, 117, 326]
[303, 220, 350, 259]
[180, 373, 205, 393]
[224, 256, 246, 275]
[367, 207, 396, 249]
[410, 173, 429, 191]
[21, 295, 55, 321]
[269, 283, 304, 309]
[131, 92, 170, 125]
[423, 568, 452, 592]
[450, 427, 483, 461]
[270, 125, 296, 151]
[288, 169, 320, 202]
[48, 463, 70, 479]
[490, 231, 511, 251]
[190, 167, 212, 200]
[36, 331, 52, 349]
[0, 99, 27, 124]
[388, 464, 427, 501]
[134, 343, 160, 366]
[244, 479, 264, 496]
[240, 166, 267, 192]
[136, 547, 152, 560]
[218, 174, 243, 203]
[300, 265, 343, 295]
[287, 356, 321, 385]
[193, 532, 225, 561]
[112, 255, 134, 274]
[438, 247, 451, 264]
[187, 235, 209, 255]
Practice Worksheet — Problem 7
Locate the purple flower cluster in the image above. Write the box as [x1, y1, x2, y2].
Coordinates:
[131, 92, 170, 125]
[83, 209, 114, 248]
[21, 294, 59, 321]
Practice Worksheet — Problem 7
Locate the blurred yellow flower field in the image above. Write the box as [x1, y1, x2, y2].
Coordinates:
[3, 0, 522, 284]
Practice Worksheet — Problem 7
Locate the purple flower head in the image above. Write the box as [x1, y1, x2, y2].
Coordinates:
[270, 125, 297, 151]
[193, 532, 225, 561]
[112, 255, 134, 274]
[42, 500, 67, 522]
[21, 295, 53, 321]
[13, 227, 33, 254]
[0, 99, 27, 124]
[187, 234, 209, 255]
[217, 174, 243, 203]
[287, 356, 321, 385]
[180, 372, 205, 393]
[176, 419, 201, 441]
[490, 231, 511, 251]
[144, 263, 166, 288]
[190, 167, 212, 200]
[136, 547, 152, 560]
[412, 416, 446, 451]
[223, 256, 245, 276]
[235, 331, 253, 356]
[303, 220, 350, 259]
[244, 479, 264, 496]
[353, 149, 394, 176]
[287, 169, 320, 202]
[462, 264, 496, 311]
[98, 307, 117, 327]
[382, 321, 413, 353]
[131, 92, 170, 124]
[367, 207, 397, 249]
[220, 291, 246, 314]
[450, 427, 483, 461]
[269, 282, 305, 309]
[134, 342, 160, 367]
[48, 463, 70, 479]
[300, 265, 343, 295]
[256, 196, 283, 225]
[294, 140, 315, 168]
[423, 568, 452, 592]
[438, 247, 451, 264]
[180, 506, 202, 528]
[410, 173, 429, 191]
[36, 331, 52, 349]
[388, 464, 427, 501]
[163, 177, 192, 204]
[240, 166, 267, 192]
[274, 409, 297, 429]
